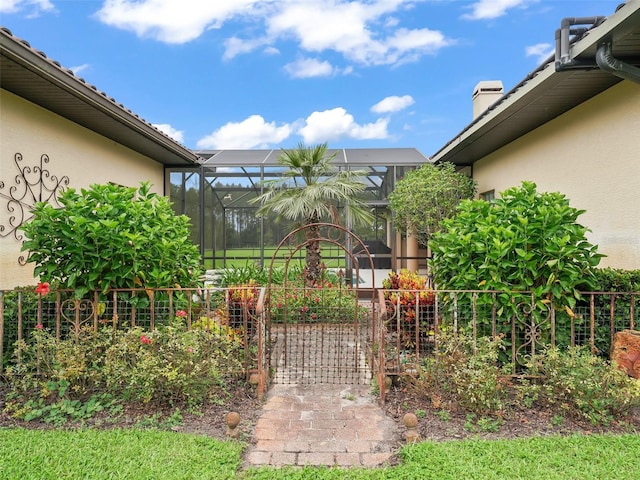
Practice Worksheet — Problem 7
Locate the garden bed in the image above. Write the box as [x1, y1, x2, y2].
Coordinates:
[2, 378, 638, 444]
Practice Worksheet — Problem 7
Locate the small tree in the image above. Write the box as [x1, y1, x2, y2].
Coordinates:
[430, 181, 603, 312]
[252, 143, 373, 286]
[21, 182, 202, 298]
[388, 162, 476, 249]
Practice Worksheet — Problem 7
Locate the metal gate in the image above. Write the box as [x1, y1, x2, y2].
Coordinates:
[259, 223, 384, 392]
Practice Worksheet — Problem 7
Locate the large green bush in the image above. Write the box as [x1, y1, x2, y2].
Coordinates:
[389, 162, 477, 248]
[430, 181, 603, 313]
[21, 182, 202, 298]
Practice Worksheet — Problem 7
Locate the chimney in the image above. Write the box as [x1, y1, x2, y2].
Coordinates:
[472, 81, 504, 119]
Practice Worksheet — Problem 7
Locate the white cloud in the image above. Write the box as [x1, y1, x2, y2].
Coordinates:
[267, 2, 451, 66]
[371, 95, 414, 114]
[0, 0, 53, 14]
[298, 107, 389, 144]
[462, 0, 532, 21]
[153, 123, 185, 143]
[284, 58, 336, 79]
[525, 42, 554, 64]
[223, 36, 265, 60]
[263, 46, 280, 56]
[96, 0, 262, 44]
[196, 115, 292, 149]
[70, 63, 90, 76]
[93, 1, 452, 68]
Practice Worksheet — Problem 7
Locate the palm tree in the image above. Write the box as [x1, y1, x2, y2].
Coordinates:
[252, 143, 373, 286]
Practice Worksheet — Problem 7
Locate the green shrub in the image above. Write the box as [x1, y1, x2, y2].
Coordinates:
[4, 319, 244, 422]
[20, 182, 202, 298]
[430, 181, 604, 353]
[388, 162, 477, 247]
[102, 322, 243, 405]
[592, 267, 640, 291]
[268, 278, 367, 324]
[417, 331, 509, 416]
[430, 181, 602, 308]
[527, 346, 640, 425]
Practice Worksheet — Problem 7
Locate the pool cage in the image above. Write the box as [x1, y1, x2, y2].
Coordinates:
[167, 148, 430, 273]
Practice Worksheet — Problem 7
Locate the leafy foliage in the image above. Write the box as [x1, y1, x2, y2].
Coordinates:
[382, 270, 435, 349]
[388, 162, 476, 247]
[21, 182, 202, 298]
[592, 267, 640, 292]
[252, 142, 373, 226]
[416, 330, 510, 416]
[525, 346, 640, 425]
[430, 181, 603, 313]
[251, 143, 373, 286]
[4, 319, 244, 421]
[268, 277, 367, 324]
[411, 330, 640, 426]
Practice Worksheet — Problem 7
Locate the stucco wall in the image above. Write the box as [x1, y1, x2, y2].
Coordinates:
[0, 90, 166, 289]
[473, 81, 640, 269]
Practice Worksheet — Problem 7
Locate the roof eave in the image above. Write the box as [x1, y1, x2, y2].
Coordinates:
[0, 28, 201, 166]
[431, 0, 640, 166]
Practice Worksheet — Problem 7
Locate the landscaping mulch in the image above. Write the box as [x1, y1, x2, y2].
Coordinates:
[1, 379, 638, 443]
[382, 382, 640, 442]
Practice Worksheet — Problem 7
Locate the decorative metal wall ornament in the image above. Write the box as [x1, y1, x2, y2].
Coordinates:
[0, 153, 70, 264]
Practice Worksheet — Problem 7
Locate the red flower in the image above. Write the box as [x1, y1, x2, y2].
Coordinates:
[35, 323, 43, 330]
[140, 334, 152, 345]
[176, 310, 187, 318]
[35, 282, 50, 295]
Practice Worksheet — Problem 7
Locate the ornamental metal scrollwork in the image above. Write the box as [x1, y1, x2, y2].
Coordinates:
[61, 298, 95, 338]
[513, 298, 553, 367]
[0, 153, 69, 264]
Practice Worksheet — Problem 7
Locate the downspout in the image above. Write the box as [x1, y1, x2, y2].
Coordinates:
[596, 41, 640, 84]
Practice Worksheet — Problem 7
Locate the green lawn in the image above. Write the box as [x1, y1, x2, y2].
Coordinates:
[2, 429, 638, 479]
[203, 245, 349, 269]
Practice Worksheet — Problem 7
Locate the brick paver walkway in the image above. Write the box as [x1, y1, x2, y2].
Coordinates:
[244, 383, 400, 468]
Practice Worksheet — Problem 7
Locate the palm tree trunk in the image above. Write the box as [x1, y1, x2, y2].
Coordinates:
[304, 218, 321, 287]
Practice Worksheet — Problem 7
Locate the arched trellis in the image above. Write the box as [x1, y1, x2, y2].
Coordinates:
[256, 223, 386, 399]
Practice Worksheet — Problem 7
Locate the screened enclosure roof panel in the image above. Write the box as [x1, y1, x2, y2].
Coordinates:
[195, 148, 430, 167]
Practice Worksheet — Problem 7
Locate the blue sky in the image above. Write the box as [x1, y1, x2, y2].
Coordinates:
[0, 0, 622, 156]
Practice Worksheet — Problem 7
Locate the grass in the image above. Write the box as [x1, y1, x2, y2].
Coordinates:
[0, 428, 244, 480]
[203, 245, 349, 269]
[2, 429, 639, 479]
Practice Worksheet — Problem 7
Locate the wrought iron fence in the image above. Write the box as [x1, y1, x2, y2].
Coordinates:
[2, 287, 637, 386]
[0, 287, 264, 377]
[379, 289, 639, 376]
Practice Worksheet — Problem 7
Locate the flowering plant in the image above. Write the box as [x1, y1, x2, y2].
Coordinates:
[226, 281, 260, 335]
[382, 270, 435, 347]
[35, 282, 50, 296]
[269, 278, 366, 324]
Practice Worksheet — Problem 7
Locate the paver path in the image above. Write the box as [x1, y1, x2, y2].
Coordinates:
[244, 383, 400, 468]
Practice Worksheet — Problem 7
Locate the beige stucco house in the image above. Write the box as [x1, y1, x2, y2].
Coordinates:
[0, 27, 201, 289]
[432, 0, 640, 270]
